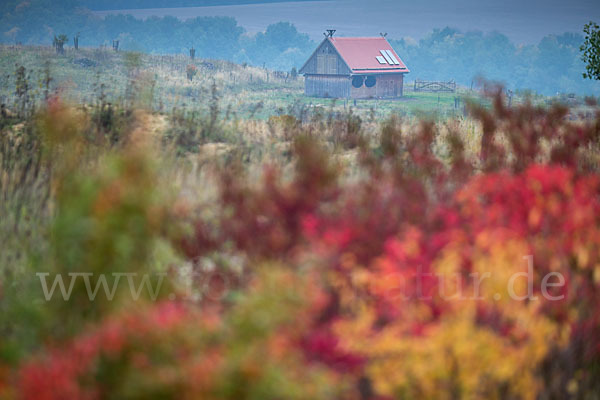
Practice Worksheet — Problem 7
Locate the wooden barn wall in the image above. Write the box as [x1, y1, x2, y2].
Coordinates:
[300, 40, 351, 75]
[350, 74, 404, 99]
[305, 75, 351, 98]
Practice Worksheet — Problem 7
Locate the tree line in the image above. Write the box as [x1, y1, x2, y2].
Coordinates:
[78, 0, 319, 11]
[390, 27, 600, 96]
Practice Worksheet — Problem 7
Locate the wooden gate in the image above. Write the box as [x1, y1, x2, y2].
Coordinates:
[414, 80, 456, 93]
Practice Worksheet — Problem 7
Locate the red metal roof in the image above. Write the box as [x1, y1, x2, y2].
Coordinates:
[329, 37, 409, 74]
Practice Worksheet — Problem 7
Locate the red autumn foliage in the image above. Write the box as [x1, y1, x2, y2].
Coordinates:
[19, 302, 189, 400]
[177, 91, 600, 396]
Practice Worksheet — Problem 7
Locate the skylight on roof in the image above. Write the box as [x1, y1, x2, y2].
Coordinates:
[385, 50, 400, 65]
[379, 50, 394, 64]
[376, 55, 388, 64]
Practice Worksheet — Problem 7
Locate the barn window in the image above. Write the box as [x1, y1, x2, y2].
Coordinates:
[365, 76, 376, 88]
[352, 76, 364, 88]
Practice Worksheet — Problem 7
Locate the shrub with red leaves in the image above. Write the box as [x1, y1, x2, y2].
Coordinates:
[176, 90, 600, 398]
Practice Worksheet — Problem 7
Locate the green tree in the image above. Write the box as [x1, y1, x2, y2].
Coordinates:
[581, 21, 600, 80]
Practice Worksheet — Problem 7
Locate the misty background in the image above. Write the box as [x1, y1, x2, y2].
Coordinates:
[1, 0, 600, 95]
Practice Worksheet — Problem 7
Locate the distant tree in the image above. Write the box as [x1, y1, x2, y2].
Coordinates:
[248, 21, 313, 69]
[53, 34, 68, 54]
[259, 22, 310, 52]
[581, 21, 600, 80]
[290, 67, 298, 79]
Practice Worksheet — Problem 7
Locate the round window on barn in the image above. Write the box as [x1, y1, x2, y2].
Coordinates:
[352, 76, 364, 88]
[365, 76, 376, 88]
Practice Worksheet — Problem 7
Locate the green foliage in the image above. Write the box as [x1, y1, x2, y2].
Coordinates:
[2, 103, 177, 353]
[0, 117, 49, 363]
[242, 22, 313, 70]
[581, 21, 600, 80]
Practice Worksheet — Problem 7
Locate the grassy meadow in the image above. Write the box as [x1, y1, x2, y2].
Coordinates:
[0, 45, 491, 119]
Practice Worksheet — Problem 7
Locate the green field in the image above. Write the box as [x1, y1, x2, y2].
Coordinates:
[0, 45, 493, 122]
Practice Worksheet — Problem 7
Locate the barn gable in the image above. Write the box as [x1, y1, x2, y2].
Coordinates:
[299, 39, 352, 75]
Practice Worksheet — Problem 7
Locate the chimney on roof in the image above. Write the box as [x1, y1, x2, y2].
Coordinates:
[324, 29, 336, 38]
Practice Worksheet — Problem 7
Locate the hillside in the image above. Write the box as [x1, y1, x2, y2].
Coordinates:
[0, 45, 494, 121]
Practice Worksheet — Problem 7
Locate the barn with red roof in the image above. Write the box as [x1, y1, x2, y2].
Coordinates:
[299, 31, 409, 99]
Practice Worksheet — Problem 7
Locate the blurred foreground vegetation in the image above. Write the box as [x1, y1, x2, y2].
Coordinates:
[1, 44, 600, 399]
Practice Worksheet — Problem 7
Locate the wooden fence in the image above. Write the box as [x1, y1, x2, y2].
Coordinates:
[414, 79, 456, 93]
